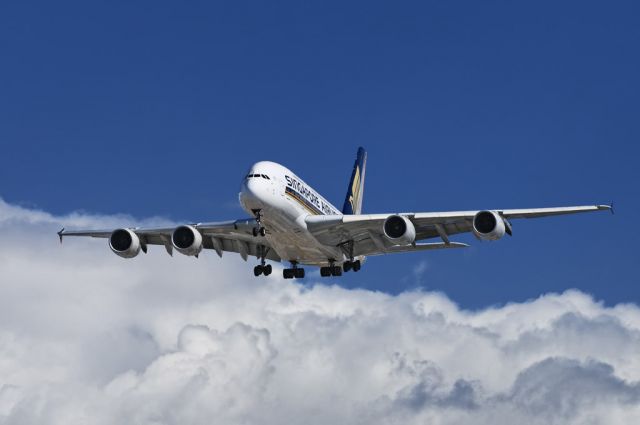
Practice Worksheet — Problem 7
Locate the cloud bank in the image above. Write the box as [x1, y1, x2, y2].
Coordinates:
[0, 198, 639, 424]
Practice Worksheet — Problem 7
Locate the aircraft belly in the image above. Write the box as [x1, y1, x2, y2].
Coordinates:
[263, 210, 342, 266]
[269, 235, 340, 266]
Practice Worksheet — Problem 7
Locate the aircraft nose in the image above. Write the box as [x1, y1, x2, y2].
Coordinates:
[240, 175, 268, 207]
[244, 178, 256, 196]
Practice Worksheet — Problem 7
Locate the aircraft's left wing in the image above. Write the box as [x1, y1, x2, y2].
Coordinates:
[58, 219, 281, 261]
[306, 204, 612, 257]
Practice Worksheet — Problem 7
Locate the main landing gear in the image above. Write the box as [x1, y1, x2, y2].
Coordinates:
[330, 241, 360, 276]
[254, 245, 272, 277]
[254, 264, 272, 276]
[252, 209, 266, 237]
[320, 259, 361, 277]
[320, 264, 342, 277]
[283, 262, 305, 279]
[343, 259, 361, 272]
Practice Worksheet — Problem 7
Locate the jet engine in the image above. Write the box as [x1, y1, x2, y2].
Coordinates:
[172, 225, 203, 256]
[472, 210, 506, 241]
[382, 215, 416, 245]
[109, 228, 141, 258]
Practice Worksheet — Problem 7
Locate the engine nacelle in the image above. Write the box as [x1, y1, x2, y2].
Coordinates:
[472, 210, 506, 241]
[109, 228, 141, 258]
[172, 225, 203, 256]
[382, 215, 416, 245]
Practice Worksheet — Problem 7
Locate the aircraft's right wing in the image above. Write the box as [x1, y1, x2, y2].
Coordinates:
[306, 204, 612, 257]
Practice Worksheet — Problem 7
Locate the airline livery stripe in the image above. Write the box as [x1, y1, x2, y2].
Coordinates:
[349, 166, 361, 213]
[285, 187, 322, 215]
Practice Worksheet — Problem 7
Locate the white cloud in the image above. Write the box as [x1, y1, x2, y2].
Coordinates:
[0, 198, 639, 424]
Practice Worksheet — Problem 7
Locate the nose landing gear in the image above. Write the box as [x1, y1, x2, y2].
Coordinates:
[252, 227, 266, 237]
[251, 209, 266, 237]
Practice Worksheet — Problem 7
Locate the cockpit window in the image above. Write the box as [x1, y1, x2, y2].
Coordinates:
[246, 174, 270, 180]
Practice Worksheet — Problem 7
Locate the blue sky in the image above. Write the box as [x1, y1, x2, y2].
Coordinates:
[1, 1, 637, 308]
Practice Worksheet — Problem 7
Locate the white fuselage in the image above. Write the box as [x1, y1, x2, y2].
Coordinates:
[238, 161, 345, 266]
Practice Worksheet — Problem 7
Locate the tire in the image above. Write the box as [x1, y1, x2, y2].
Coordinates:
[259, 227, 266, 237]
[253, 265, 263, 276]
[283, 269, 293, 279]
[320, 267, 331, 277]
[343, 261, 352, 272]
[353, 260, 361, 272]
[252, 227, 258, 237]
[331, 266, 342, 276]
[295, 268, 305, 279]
[264, 264, 272, 276]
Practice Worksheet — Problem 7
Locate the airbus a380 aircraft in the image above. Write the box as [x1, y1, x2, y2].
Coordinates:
[59, 147, 612, 279]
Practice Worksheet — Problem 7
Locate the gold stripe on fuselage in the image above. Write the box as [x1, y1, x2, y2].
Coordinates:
[285, 190, 322, 216]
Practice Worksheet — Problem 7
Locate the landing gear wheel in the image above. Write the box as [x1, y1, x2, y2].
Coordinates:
[331, 266, 342, 276]
[254, 265, 264, 276]
[320, 267, 332, 277]
[343, 261, 352, 272]
[252, 227, 258, 237]
[352, 260, 361, 272]
[284, 263, 304, 279]
[259, 227, 266, 237]
[263, 264, 272, 276]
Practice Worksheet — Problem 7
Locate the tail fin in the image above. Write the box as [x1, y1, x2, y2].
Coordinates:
[342, 147, 367, 215]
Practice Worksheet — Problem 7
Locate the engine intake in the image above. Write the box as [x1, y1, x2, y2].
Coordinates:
[383, 215, 416, 245]
[109, 228, 141, 258]
[472, 210, 506, 241]
[172, 225, 203, 256]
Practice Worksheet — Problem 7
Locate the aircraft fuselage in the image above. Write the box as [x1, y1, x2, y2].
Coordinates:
[239, 161, 347, 266]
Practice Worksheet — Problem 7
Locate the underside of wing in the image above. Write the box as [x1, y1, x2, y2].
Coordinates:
[305, 214, 472, 257]
[59, 218, 281, 262]
[306, 204, 611, 257]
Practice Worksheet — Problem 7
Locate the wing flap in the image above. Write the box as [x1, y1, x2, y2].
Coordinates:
[362, 242, 469, 257]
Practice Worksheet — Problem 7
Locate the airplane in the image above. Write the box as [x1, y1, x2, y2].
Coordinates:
[58, 147, 612, 279]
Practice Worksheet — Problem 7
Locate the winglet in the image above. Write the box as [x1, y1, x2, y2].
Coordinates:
[57, 228, 65, 243]
[597, 203, 614, 215]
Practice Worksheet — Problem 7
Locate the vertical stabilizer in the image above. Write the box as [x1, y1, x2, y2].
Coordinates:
[342, 147, 367, 215]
